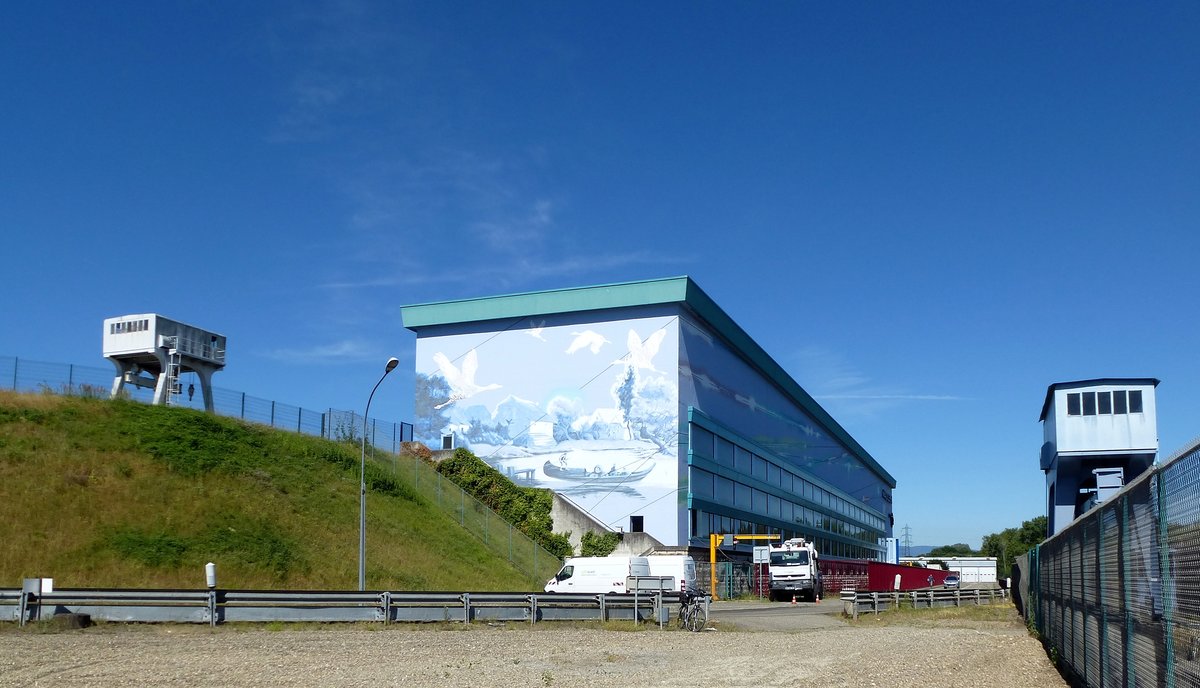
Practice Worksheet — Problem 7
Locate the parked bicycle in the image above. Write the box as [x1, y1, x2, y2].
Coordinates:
[676, 591, 709, 632]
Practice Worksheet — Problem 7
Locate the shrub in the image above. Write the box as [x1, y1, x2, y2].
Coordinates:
[436, 448, 572, 559]
[580, 530, 621, 557]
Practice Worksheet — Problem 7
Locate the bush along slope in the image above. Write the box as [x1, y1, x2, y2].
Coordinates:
[435, 448, 574, 559]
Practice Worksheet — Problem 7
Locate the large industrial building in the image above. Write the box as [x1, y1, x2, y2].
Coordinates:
[401, 276, 896, 560]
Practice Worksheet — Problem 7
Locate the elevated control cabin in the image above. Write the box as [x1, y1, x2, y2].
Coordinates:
[103, 314, 226, 411]
[1039, 378, 1158, 536]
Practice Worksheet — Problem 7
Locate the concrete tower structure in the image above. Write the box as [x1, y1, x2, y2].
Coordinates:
[103, 314, 226, 412]
[1039, 378, 1158, 536]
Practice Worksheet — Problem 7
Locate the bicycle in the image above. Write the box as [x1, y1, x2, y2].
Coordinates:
[676, 591, 709, 632]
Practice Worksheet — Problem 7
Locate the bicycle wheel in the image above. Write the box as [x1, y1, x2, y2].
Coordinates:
[686, 602, 707, 632]
[676, 602, 689, 630]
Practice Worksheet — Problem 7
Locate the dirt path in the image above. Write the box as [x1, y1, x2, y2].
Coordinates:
[0, 610, 1066, 688]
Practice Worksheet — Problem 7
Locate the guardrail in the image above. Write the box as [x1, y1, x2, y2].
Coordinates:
[840, 587, 1009, 619]
[2, 587, 707, 628]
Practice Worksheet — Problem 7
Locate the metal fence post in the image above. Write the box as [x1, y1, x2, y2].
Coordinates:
[1120, 495, 1134, 687]
[12, 357, 18, 390]
[270, 401, 275, 427]
[67, 364, 74, 394]
[240, 392, 246, 419]
[1156, 473, 1176, 686]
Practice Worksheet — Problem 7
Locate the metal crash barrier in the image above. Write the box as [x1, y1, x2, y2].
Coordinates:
[840, 587, 1008, 619]
[2, 585, 697, 628]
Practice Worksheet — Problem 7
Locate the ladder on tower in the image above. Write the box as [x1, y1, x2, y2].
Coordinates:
[164, 338, 182, 406]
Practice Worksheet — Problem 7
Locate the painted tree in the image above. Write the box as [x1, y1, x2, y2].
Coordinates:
[413, 372, 452, 444]
[614, 365, 636, 440]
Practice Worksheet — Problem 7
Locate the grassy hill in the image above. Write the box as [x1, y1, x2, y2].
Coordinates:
[0, 390, 546, 591]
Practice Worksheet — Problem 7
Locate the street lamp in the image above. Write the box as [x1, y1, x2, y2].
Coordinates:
[360, 356, 399, 591]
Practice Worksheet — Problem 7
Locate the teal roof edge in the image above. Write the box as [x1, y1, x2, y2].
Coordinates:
[401, 276, 896, 488]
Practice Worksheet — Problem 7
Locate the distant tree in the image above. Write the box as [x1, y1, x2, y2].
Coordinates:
[980, 515, 1047, 580]
[927, 543, 977, 557]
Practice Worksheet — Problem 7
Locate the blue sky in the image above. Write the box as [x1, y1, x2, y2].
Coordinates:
[3, 2, 1197, 549]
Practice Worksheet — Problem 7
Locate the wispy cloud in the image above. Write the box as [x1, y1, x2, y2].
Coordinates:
[788, 346, 963, 417]
[815, 394, 963, 401]
[261, 339, 379, 364]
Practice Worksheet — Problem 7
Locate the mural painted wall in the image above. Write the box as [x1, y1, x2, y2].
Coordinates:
[677, 315, 893, 530]
[413, 312, 683, 545]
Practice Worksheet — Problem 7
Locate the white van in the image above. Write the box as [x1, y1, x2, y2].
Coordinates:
[544, 556, 651, 594]
[646, 555, 698, 593]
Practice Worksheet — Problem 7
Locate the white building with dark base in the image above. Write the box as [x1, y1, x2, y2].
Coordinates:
[1039, 378, 1159, 537]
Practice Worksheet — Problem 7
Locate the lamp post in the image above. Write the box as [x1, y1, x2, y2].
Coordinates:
[360, 356, 399, 591]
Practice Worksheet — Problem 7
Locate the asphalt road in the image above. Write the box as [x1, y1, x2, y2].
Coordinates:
[708, 597, 847, 632]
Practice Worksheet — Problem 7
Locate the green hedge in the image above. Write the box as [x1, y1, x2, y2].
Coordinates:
[435, 448, 573, 559]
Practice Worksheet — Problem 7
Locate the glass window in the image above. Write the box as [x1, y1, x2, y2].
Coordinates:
[735, 447, 752, 474]
[1129, 390, 1143, 413]
[1082, 392, 1097, 415]
[715, 476, 733, 503]
[752, 456, 767, 481]
[752, 489, 766, 513]
[1098, 391, 1112, 414]
[735, 482, 751, 509]
[692, 426, 715, 460]
[767, 462, 780, 486]
[767, 494, 779, 518]
[692, 469, 714, 498]
[1113, 390, 1128, 414]
[1067, 393, 1081, 415]
[716, 437, 734, 467]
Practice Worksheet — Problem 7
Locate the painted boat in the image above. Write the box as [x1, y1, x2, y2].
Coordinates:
[542, 460, 653, 483]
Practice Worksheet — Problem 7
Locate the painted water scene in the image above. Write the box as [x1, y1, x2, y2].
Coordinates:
[413, 314, 682, 542]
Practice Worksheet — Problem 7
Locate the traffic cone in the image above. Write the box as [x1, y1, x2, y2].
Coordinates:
[791, 594, 797, 606]
[815, 592, 821, 603]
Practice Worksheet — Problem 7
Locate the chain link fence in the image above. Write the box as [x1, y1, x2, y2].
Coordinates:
[3, 356, 562, 585]
[1016, 437, 1200, 687]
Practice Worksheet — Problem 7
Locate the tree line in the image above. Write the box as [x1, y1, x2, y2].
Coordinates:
[925, 515, 1047, 579]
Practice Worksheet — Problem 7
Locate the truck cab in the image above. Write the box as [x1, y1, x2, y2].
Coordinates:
[768, 538, 822, 602]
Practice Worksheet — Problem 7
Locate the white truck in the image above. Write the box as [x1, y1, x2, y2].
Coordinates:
[645, 555, 698, 594]
[543, 556, 651, 594]
[768, 537, 822, 602]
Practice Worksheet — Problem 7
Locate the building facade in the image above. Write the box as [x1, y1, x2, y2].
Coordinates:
[401, 277, 896, 559]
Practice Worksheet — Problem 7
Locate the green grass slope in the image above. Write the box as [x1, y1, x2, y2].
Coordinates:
[0, 391, 539, 591]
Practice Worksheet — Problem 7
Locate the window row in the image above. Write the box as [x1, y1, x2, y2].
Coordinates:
[1066, 390, 1143, 416]
[691, 511, 879, 560]
[691, 425, 884, 531]
[690, 467, 880, 544]
[110, 319, 149, 335]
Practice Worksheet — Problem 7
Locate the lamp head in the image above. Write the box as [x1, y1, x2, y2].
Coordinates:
[384, 357, 400, 373]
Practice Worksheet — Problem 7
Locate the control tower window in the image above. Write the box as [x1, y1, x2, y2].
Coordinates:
[1082, 392, 1097, 416]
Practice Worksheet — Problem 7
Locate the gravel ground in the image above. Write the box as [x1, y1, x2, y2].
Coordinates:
[0, 612, 1066, 687]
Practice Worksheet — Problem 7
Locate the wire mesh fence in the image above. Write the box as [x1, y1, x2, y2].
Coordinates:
[1, 356, 412, 450]
[401, 451, 562, 586]
[2, 355, 562, 585]
[1016, 437, 1200, 687]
